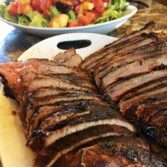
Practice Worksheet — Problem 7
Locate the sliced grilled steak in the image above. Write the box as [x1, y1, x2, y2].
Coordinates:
[85, 33, 167, 74]
[27, 100, 108, 135]
[149, 110, 167, 127]
[81, 22, 155, 70]
[94, 52, 167, 87]
[35, 125, 132, 167]
[31, 87, 94, 99]
[121, 77, 167, 101]
[27, 103, 134, 151]
[135, 98, 167, 122]
[27, 76, 94, 93]
[101, 55, 167, 90]
[27, 100, 104, 139]
[105, 69, 167, 102]
[25, 93, 103, 127]
[56, 136, 167, 167]
[120, 87, 167, 115]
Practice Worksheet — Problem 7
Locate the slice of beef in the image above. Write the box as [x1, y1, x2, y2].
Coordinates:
[85, 33, 167, 74]
[81, 22, 155, 70]
[27, 100, 108, 136]
[27, 103, 134, 151]
[27, 101, 96, 138]
[0, 59, 87, 100]
[53, 48, 82, 67]
[56, 136, 167, 167]
[101, 55, 167, 90]
[36, 125, 132, 167]
[43, 104, 134, 146]
[21, 74, 97, 123]
[135, 98, 167, 123]
[46, 73, 96, 91]
[94, 51, 167, 87]
[121, 77, 167, 101]
[105, 69, 167, 102]
[120, 87, 167, 115]
[25, 92, 103, 125]
[31, 87, 94, 99]
[149, 110, 167, 127]
[27, 76, 94, 93]
[91, 39, 167, 76]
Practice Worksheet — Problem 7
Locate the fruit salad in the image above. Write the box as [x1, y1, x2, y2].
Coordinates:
[0, 0, 128, 28]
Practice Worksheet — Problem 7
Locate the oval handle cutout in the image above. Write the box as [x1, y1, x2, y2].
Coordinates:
[57, 40, 91, 50]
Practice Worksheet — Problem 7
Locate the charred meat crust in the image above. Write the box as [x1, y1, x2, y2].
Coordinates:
[105, 69, 167, 102]
[85, 35, 167, 74]
[35, 125, 132, 167]
[27, 103, 134, 151]
[56, 136, 167, 167]
[81, 22, 156, 70]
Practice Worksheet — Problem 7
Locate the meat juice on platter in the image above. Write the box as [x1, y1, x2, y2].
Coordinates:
[0, 22, 167, 167]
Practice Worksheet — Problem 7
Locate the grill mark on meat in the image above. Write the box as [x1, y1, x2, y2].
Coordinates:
[92, 40, 167, 76]
[45, 73, 95, 90]
[28, 105, 90, 136]
[33, 93, 101, 108]
[36, 125, 132, 167]
[100, 55, 167, 90]
[39, 111, 90, 132]
[31, 87, 92, 99]
[33, 91, 99, 103]
[82, 35, 152, 71]
[94, 53, 167, 87]
[121, 77, 167, 102]
[26, 93, 103, 125]
[120, 87, 167, 114]
[86, 39, 167, 73]
[44, 115, 134, 148]
[135, 98, 167, 122]
[122, 93, 167, 122]
[27, 76, 94, 93]
[93, 43, 167, 81]
[81, 22, 155, 70]
[27, 100, 107, 134]
[105, 69, 167, 102]
[27, 105, 67, 137]
[55, 136, 167, 167]
[93, 49, 167, 82]
[47, 133, 121, 167]
[110, 22, 155, 47]
[21, 62, 87, 80]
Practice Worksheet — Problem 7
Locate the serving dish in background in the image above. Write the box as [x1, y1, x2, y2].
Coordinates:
[0, 5, 137, 37]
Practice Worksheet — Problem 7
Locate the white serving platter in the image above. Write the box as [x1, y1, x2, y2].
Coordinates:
[0, 33, 117, 167]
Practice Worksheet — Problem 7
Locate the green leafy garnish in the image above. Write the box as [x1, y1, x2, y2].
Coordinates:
[95, 5, 123, 24]
[18, 15, 30, 25]
[50, 6, 59, 19]
[112, 0, 128, 10]
[27, 11, 48, 27]
[95, 0, 127, 24]
[68, 10, 76, 20]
